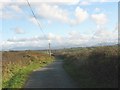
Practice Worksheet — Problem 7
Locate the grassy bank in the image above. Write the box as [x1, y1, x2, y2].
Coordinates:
[2, 51, 54, 88]
[61, 46, 118, 88]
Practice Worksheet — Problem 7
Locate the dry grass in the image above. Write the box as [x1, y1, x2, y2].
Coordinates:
[61, 45, 118, 88]
[2, 50, 54, 88]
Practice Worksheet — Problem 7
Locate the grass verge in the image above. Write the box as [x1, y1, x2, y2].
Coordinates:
[63, 60, 97, 88]
[62, 46, 118, 88]
[2, 51, 54, 88]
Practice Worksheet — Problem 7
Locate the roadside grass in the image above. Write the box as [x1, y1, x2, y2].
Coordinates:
[3, 60, 53, 88]
[63, 59, 97, 88]
[62, 46, 118, 88]
[2, 51, 54, 88]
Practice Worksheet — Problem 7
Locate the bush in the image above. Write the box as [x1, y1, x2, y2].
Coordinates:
[62, 46, 118, 88]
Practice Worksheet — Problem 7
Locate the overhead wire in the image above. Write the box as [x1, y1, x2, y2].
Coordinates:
[25, 0, 83, 50]
[26, 0, 47, 40]
[26, 0, 67, 50]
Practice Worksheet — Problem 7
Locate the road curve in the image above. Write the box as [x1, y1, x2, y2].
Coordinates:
[25, 58, 79, 88]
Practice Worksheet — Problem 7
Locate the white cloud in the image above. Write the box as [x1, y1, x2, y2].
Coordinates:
[0, 0, 118, 11]
[0, 0, 79, 7]
[79, 1, 91, 6]
[1, 0, 118, 5]
[83, 0, 119, 2]
[1, 0, 118, 50]
[95, 8, 101, 12]
[2, 27, 118, 51]
[0, 11, 14, 19]
[0, 4, 23, 19]
[2, 41, 15, 50]
[29, 17, 38, 25]
[0, 0, 13, 10]
[67, 31, 90, 45]
[13, 27, 25, 34]
[13, 0, 80, 5]
[94, 29, 112, 39]
[36, 4, 69, 24]
[10, 5, 22, 13]
[91, 27, 118, 44]
[32, 0, 79, 4]
[28, 17, 44, 28]
[36, 4, 88, 25]
[100, 0, 110, 2]
[91, 13, 107, 25]
[3, 31, 90, 49]
[0, 3, 4, 10]
[71, 7, 89, 25]
[3, 33, 64, 50]
[0, 0, 12, 3]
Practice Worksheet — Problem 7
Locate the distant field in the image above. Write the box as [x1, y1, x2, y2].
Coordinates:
[2, 51, 54, 88]
[58, 45, 119, 88]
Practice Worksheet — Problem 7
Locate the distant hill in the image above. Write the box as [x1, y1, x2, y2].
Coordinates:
[94, 42, 118, 47]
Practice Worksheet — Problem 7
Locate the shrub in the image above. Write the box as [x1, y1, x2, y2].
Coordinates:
[62, 45, 118, 88]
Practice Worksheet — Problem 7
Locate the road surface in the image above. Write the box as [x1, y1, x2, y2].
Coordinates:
[25, 58, 79, 88]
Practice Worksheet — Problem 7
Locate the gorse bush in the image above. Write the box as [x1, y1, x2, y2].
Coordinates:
[62, 45, 118, 88]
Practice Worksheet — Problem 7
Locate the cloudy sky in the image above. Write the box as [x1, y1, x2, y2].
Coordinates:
[0, 0, 118, 50]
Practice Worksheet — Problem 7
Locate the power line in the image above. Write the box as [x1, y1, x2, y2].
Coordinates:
[26, 0, 52, 56]
[26, 0, 47, 40]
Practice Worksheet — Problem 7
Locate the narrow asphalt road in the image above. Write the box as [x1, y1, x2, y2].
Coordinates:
[25, 58, 79, 88]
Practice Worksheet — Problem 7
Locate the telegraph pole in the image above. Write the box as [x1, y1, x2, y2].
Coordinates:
[48, 40, 51, 57]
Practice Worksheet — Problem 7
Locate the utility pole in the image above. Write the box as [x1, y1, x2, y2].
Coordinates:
[48, 40, 51, 57]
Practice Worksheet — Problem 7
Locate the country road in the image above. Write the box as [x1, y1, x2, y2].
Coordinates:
[25, 58, 79, 88]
